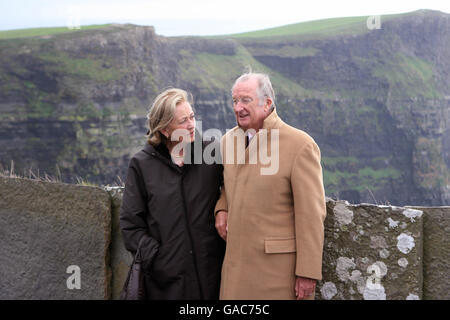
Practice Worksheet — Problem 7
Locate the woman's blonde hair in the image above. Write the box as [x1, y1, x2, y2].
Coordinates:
[146, 88, 193, 146]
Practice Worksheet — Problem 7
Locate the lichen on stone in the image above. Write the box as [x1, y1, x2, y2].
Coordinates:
[321, 282, 338, 300]
[333, 202, 354, 226]
[398, 258, 409, 268]
[397, 233, 415, 254]
[387, 217, 399, 228]
[336, 257, 356, 281]
[402, 208, 423, 222]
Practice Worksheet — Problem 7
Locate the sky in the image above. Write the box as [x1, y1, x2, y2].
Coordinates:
[1, 0, 449, 36]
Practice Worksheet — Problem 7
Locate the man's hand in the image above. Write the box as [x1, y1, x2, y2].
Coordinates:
[295, 276, 316, 300]
[215, 210, 228, 241]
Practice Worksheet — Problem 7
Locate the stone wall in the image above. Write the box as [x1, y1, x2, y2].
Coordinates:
[0, 176, 111, 299]
[0, 176, 448, 299]
[318, 201, 423, 300]
[419, 206, 450, 299]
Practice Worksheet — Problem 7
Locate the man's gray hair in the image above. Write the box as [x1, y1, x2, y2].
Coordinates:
[232, 72, 276, 109]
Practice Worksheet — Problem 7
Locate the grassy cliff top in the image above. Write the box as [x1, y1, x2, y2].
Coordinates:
[221, 9, 442, 40]
[0, 24, 112, 40]
[0, 9, 444, 42]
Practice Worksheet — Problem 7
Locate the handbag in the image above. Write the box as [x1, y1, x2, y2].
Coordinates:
[120, 244, 146, 300]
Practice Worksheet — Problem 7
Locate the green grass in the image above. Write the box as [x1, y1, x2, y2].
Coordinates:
[373, 53, 440, 98]
[0, 24, 111, 40]
[323, 165, 403, 195]
[178, 45, 315, 98]
[358, 167, 402, 180]
[38, 52, 122, 82]
[322, 156, 359, 167]
[229, 16, 370, 39]
[247, 45, 320, 59]
[211, 10, 420, 41]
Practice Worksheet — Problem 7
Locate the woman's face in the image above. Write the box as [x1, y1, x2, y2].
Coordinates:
[162, 101, 196, 144]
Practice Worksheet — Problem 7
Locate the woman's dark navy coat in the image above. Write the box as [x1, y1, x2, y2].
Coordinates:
[119, 138, 225, 299]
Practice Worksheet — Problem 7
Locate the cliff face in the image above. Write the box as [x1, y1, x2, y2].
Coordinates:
[238, 10, 450, 206]
[0, 25, 242, 185]
[0, 10, 449, 206]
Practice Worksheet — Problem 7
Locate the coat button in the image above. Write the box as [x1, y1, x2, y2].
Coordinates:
[189, 250, 193, 254]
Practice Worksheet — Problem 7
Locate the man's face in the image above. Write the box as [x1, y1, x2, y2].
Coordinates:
[232, 78, 271, 131]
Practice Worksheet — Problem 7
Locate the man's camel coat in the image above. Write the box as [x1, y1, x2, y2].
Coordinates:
[215, 109, 326, 300]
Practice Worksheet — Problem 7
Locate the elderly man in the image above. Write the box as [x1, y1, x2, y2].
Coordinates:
[215, 72, 326, 300]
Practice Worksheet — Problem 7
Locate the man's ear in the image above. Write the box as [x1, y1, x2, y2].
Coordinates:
[264, 97, 273, 112]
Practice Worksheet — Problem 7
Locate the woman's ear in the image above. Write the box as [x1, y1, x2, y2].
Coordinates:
[160, 128, 169, 138]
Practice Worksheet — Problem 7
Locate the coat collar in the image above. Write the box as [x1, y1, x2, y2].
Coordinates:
[142, 142, 183, 173]
[142, 131, 206, 172]
[262, 108, 283, 130]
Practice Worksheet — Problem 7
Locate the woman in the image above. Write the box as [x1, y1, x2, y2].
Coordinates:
[119, 88, 225, 299]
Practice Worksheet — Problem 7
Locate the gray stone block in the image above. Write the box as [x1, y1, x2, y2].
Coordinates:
[0, 177, 111, 299]
[411, 206, 450, 299]
[317, 199, 423, 300]
[105, 186, 133, 300]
